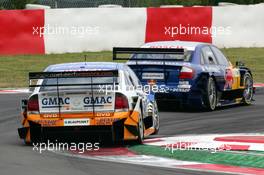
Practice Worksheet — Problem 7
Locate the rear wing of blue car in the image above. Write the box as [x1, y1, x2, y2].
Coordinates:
[113, 47, 185, 62]
[113, 47, 187, 84]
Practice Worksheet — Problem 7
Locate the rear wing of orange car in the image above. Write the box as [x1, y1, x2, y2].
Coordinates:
[29, 70, 118, 87]
[26, 70, 119, 117]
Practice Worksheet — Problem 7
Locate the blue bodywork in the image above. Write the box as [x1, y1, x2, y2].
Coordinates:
[125, 42, 251, 108]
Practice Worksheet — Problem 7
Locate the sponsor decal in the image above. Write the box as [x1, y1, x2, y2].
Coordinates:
[127, 60, 191, 67]
[83, 96, 112, 106]
[142, 73, 165, 80]
[172, 88, 191, 92]
[149, 45, 183, 49]
[179, 81, 190, 85]
[42, 113, 58, 118]
[33, 71, 116, 79]
[95, 118, 118, 125]
[148, 45, 195, 51]
[39, 94, 114, 113]
[177, 84, 191, 89]
[41, 97, 70, 107]
[205, 67, 221, 73]
[64, 119, 90, 126]
[95, 112, 112, 117]
[33, 120, 57, 126]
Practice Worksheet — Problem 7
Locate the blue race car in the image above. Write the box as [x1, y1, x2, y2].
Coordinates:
[113, 41, 254, 111]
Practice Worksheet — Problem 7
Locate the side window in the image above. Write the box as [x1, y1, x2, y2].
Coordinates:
[201, 46, 218, 65]
[126, 66, 141, 86]
[211, 46, 230, 66]
[124, 72, 133, 87]
[200, 52, 205, 65]
[128, 74, 136, 87]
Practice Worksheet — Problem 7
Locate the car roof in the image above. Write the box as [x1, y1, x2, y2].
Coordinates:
[142, 41, 209, 51]
[45, 62, 126, 72]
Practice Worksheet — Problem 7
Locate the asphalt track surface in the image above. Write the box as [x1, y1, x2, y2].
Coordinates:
[0, 93, 264, 175]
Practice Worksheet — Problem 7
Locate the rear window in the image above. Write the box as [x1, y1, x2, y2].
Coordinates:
[131, 51, 193, 62]
[40, 77, 118, 92]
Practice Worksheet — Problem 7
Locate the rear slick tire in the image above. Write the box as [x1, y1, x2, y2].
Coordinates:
[152, 101, 159, 135]
[242, 73, 254, 105]
[203, 77, 217, 111]
[136, 113, 144, 144]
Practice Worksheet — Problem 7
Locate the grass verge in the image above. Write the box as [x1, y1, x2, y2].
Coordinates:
[0, 48, 263, 88]
[0, 52, 113, 88]
[129, 145, 264, 169]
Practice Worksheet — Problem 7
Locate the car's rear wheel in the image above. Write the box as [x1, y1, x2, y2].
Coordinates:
[242, 73, 253, 105]
[152, 101, 159, 135]
[23, 133, 31, 145]
[136, 111, 144, 144]
[203, 77, 217, 111]
[27, 122, 42, 145]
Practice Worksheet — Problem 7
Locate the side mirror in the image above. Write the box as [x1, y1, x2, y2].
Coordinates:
[235, 61, 245, 67]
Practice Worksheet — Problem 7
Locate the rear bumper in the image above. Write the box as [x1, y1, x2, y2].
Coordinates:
[18, 126, 112, 139]
[18, 119, 126, 142]
[155, 90, 203, 106]
[18, 111, 142, 142]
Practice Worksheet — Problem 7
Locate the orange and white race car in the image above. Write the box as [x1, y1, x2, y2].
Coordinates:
[18, 62, 159, 144]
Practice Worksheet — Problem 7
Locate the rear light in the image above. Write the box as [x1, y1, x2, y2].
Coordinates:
[27, 95, 39, 113]
[115, 93, 129, 111]
[147, 79, 157, 85]
[179, 66, 194, 79]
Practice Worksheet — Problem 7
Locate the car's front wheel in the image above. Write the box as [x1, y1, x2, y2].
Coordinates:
[203, 77, 217, 111]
